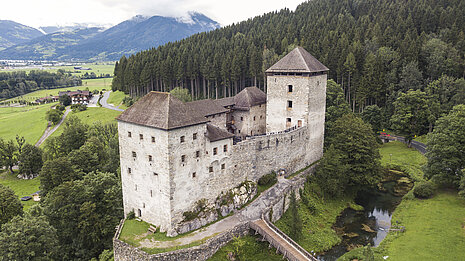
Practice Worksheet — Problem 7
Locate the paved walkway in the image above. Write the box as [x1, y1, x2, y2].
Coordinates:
[136, 177, 296, 249]
[35, 107, 71, 147]
[100, 91, 124, 111]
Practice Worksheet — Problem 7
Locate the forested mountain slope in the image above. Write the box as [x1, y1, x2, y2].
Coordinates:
[0, 20, 44, 50]
[112, 0, 465, 110]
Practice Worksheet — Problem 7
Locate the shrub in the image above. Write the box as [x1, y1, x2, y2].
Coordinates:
[71, 103, 87, 112]
[122, 96, 134, 107]
[413, 181, 435, 199]
[126, 211, 135, 220]
[183, 211, 197, 222]
[258, 172, 277, 186]
[56, 104, 65, 111]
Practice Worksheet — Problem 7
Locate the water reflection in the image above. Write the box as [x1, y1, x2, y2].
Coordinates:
[317, 181, 406, 261]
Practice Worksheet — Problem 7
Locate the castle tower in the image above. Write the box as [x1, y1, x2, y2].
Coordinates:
[265, 47, 328, 164]
[116, 92, 209, 232]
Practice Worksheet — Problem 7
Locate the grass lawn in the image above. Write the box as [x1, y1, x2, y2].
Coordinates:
[275, 183, 355, 253]
[0, 170, 40, 211]
[6, 78, 112, 103]
[48, 107, 121, 140]
[0, 102, 56, 144]
[379, 141, 427, 181]
[377, 191, 465, 260]
[208, 235, 284, 261]
[413, 134, 428, 144]
[107, 90, 128, 109]
[2, 63, 115, 76]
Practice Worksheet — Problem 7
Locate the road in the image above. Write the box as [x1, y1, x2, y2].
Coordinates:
[100, 91, 124, 111]
[35, 107, 71, 147]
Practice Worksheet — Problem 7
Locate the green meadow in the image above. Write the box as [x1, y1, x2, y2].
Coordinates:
[0, 103, 56, 144]
[107, 90, 129, 109]
[0, 170, 40, 211]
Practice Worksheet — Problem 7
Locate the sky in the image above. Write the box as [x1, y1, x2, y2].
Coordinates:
[1, 0, 304, 28]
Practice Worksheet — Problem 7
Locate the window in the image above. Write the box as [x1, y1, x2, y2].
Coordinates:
[128, 131, 132, 137]
[260, 115, 263, 119]
[223, 145, 228, 152]
[128, 167, 132, 174]
[132, 151, 137, 158]
[135, 184, 137, 191]
[287, 100, 293, 108]
[181, 155, 186, 163]
[139, 134, 143, 140]
[192, 172, 196, 178]
[180, 136, 185, 143]
[150, 190, 153, 197]
[193, 133, 197, 140]
[209, 166, 213, 173]
[143, 203, 145, 208]
[288, 85, 293, 92]
[151, 136, 155, 143]
[240, 117, 244, 121]
[221, 164, 225, 170]
[153, 172, 158, 176]
[148, 155, 153, 162]
[238, 130, 241, 134]
[196, 150, 200, 158]
[213, 148, 218, 155]
[253, 116, 256, 121]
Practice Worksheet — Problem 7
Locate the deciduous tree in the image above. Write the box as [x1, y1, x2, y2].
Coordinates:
[0, 184, 22, 225]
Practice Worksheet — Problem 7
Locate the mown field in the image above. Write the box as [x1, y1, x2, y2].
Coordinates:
[0, 102, 56, 144]
[107, 90, 128, 109]
[48, 107, 121, 140]
[0, 170, 40, 211]
[2, 63, 115, 76]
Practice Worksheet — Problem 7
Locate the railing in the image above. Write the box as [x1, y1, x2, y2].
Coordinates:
[261, 213, 317, 261]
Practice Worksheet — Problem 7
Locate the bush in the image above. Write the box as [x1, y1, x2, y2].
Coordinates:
[122, 96, 134, 107]
[56, 104, 65, 111]
[258, 172, 277, 186]
[413, 182, 435, 199]
[126, 211, 135, 220]
[71, 103, 87, 112]
[183, 211, 197, 222]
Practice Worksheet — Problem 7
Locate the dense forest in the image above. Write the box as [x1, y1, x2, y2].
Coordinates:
[112, 0, 465, 113]
[0, 70, 82, 99]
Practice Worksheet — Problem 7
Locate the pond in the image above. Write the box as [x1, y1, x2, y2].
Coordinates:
[317, 178, 412, 261]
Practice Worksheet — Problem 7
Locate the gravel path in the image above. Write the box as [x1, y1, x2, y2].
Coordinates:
[100, 91, 124, 111]
[35, 107, 71, 147]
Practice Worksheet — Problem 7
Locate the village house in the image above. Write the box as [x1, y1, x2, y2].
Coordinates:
[58, 90, 92, 104]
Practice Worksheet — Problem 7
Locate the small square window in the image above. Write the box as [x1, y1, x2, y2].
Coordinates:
[148, 155, 153, 162]
[253, 116, 256, 121]
[196, 151, 200, 158]
[193, 133, 197, 140]
[223, 145, 228, 152]
[238, 130, 241, 134]
[180, 136, 185, 143]
[221, 164, 225, 170]
[287, 100, 293, 108]
[181, 155, 186, 163]
[213, 147, 218, 155]
[132, 151, 137, 158]
[240, 117, 244, 121]
[151, 136, 155, 143]
[209, 166, 213, 173]
[139, 134, 143, 140]
[287, 118, 291, 123]
[128, 167, 132, 174]
[128, 131, 132, 137]
[192, 172, 196, 178]
[288, 85, 293, 92]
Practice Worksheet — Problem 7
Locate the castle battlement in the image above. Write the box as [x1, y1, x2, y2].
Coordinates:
[116, 47, 328, 236]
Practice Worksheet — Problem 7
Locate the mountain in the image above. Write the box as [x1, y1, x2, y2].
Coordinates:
[39, 23, 112, 34]
[0, 12, 220, 61]
[0, 27, 103, 60]
[0, 20, 44, 50]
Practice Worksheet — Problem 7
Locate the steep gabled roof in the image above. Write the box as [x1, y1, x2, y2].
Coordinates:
[233, 87, 266, 110]
[265, 46, 329, 73]
[216, 97, 235, 107]
[116, 92, 208, 130]
[187, 99, 228, 117]
[206, 124, 234, 142]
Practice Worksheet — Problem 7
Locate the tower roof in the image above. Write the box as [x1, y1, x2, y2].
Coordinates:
[233, 87, 266, 110]
[265, 47, 329, 73]
[116, 92, 208, 130]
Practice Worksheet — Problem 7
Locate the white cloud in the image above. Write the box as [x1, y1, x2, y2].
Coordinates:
[0, 0, 304, 28]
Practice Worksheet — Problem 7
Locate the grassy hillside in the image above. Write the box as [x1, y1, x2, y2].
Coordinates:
[0, 170, 40, 211]
[0, 103, 55, 144]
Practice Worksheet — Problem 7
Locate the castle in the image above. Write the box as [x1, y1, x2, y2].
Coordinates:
[116, 47, 328, 236]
